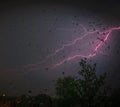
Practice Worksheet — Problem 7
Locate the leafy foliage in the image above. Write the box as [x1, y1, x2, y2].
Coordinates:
[55, 59, 108, 107]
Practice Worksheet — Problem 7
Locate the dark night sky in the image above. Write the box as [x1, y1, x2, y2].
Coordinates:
[0, 0, 120, 96]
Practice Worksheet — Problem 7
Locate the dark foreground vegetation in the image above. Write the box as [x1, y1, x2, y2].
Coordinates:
[0, 59, 120, 107]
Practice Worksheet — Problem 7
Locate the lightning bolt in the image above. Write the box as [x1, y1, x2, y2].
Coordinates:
[49, 26, 120, 68]
[2, 25, 120, 71]
[20, 25, 120, 70]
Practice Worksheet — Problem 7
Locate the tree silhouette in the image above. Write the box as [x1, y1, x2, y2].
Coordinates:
[34, 94, 52, 107]
[56, 76, 79, 107]
[55, 58, 108, 107]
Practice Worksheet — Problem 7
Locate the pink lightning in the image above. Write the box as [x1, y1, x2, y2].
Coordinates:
[4, 25, 120, 71]
[49, 26, 120, 68]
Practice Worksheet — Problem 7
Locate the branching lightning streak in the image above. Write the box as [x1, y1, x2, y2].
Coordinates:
[47, 30, 98, 58]
[3, 25, 120, 71]
[50, 26, 120, 68]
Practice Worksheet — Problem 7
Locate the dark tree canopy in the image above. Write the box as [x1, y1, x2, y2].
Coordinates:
[55, 59, 108, 107]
